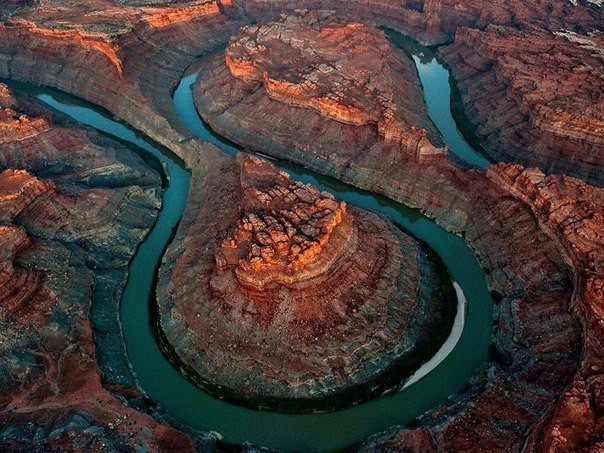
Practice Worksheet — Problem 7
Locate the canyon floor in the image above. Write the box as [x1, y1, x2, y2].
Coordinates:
[0, 0, 602, 451]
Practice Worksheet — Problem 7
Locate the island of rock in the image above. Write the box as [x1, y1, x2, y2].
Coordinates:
[157, 153, 456, 410]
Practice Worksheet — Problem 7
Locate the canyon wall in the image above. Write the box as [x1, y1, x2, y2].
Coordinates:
[441, 26, 604, 186]
[236, 0, 601, 44]
[0, 84, 202, 450]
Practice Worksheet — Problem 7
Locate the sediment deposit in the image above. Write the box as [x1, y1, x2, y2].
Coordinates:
[157, 153, 455, 410]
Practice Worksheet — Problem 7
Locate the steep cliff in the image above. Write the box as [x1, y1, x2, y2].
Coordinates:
[0, 84, 196, 450]
[441, 26, 604, 186]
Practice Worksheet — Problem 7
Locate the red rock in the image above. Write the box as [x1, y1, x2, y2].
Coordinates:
[238, 0, 601, 44]
[0, 0, 602, 449]
[487, 164, 604, 451]
[0, 84, 193, 450]
[157, 153, 456, 410]
[441, 26, 604, 185]
[196, 11, 446, 165]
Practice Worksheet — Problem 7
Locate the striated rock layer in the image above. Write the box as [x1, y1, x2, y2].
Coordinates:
[441, 25, 604, 186]
[190, 8, 602, 448]
[157, 153, 456, 411]
[364, 166, 604, 451]
[0, 0, 245, 166]
[0, 0, 601, 449]
[236, 0, 602, 45]
[0, 84, 198, 450]
[197, 11, 446, 166]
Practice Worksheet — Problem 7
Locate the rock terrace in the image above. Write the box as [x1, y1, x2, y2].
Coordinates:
[216, 155, 347, 288]
[198, 11, 445, 163]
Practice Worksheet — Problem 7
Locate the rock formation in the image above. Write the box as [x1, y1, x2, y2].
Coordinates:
[488, 165, 604, 452]
[0, 84, 197, 450]
[237, 0, 602, 45]
[441, 26, 604, 186]
[0, 0, 244, 165]
[197, 11, 446, 165]
[157, 153, 456, 410]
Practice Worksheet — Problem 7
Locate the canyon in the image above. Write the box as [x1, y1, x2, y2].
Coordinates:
[440, 26, 604, 186]
[0, 0, 601, 451]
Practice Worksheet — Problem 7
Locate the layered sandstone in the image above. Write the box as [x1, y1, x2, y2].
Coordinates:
[0, 0, 244, 166]
[364, 165, 604, 451]
[157, 153, 455, 410]
[441, 25, 604, 186]
[215, 158, 350, 289]
[191, 9, 604, 446]
[0, 0, 602, 449]
[197, 11, 446, 166]
[488, 165, 604, 452]
[237, 0, 602, 45]
[0, 85, 198, 450]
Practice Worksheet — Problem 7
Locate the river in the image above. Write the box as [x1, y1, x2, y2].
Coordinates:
[10, 40, 493, 451]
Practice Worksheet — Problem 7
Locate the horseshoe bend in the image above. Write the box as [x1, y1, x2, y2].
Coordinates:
[156, 153, 455, 410]
[0, 1, 602, 452]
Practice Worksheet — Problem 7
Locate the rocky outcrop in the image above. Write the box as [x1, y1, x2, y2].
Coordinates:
[0, 0, 244, 166]
[0, 84, 197, 450]
[364, 165, 604, 451]
[157, 153, 456, 411]
[236, 0, 602, 45]
[226, 13, 445, 160]
[441, 26, 604, 186]
[190, 11, 600, 444]
[197, 11, 445, 166]
[214, 156, 350, 288]
[487, 165, 604, 452]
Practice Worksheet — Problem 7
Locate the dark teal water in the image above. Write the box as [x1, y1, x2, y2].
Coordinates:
[13, 43, 494, 451]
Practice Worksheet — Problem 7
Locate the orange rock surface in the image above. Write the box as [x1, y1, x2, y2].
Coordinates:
[200, 11, 446, 162]
[215, 156, 348, 288]
[157, 153, 455, 410]
[227, 14, 392, 128]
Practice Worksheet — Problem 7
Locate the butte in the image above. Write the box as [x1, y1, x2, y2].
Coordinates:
[156, 153, 456, 411]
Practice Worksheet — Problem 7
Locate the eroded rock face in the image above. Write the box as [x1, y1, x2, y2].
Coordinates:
[215, 156, 348, 288]
[157, 153, 455, 410]
[488, 165, 604, 452]
[441, 26, 604, 186]
[0, 84, 197, 450]
[239, 0, 602, 45]
[0, 0, 602, 449]
[228, 14, 409, 131]
[364, 165, 604, 451]
[0, 0, 243, 167]
[197, 11, 446, 164]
